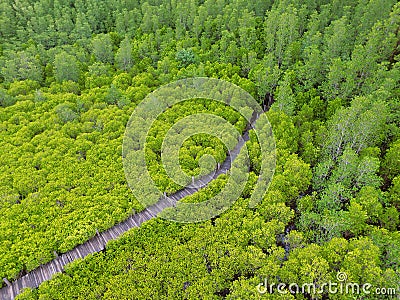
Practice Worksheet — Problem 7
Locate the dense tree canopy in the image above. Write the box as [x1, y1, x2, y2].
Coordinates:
[0, 0, 398, 299]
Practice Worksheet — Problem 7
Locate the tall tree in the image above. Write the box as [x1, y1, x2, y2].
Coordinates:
[92, 34, 114, 64]
[54, 51, 80, 83]
[1, 50, 42, 83]
[72, 12, 92, 41]
[272, 71, 296, 116]
[115, 36, 133, 71]
[322, 16, 353, 62]
[321, 96, 388, 161]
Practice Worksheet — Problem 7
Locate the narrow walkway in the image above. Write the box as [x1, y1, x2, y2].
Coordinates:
[0, 112, 259, 300]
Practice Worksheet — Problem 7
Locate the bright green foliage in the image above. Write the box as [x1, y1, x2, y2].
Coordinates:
[382, 139, 400, 182]
[0, 87, 143, 283]
[388, 176, 400, 209]
[145, 99, 245, 194]
[0, 0, 399, 298]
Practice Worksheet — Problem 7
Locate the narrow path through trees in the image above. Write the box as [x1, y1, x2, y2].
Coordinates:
[0, 112, 260, 300]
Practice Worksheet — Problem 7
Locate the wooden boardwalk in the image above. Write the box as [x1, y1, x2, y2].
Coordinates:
[0, 112, 259, 300]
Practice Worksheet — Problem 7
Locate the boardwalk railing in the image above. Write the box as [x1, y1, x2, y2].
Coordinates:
[0, 112, 259, 300]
